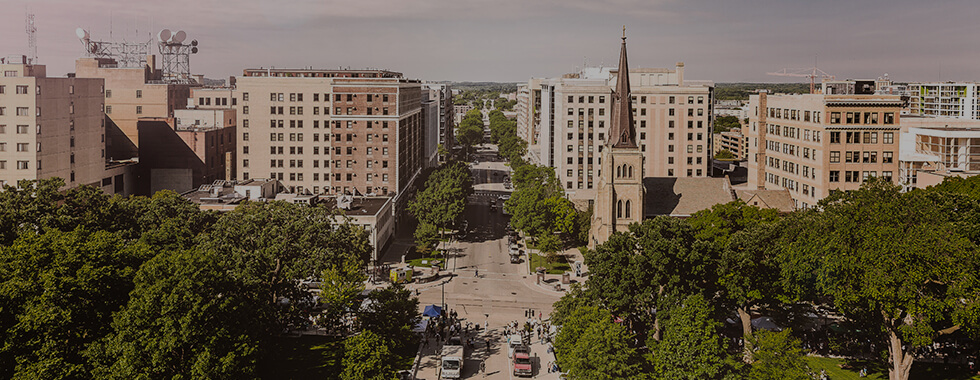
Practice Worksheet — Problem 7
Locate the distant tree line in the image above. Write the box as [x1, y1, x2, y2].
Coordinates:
[714, 83, 812, 101]
[553, 178, 980, 380]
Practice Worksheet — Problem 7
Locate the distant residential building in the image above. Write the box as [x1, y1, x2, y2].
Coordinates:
[714, 105, 749, 119]
[453, 104, 473, 125]
[74, 56, 197, 159]
[745, 91, 903, 209]
[422, 83, 454, 165]
[907, 82, 980, 120]
[136, 108, 236, 194]
[519, 62, 714, 209]
[0, 58, 134, 194]
[715, 128, 747, 160]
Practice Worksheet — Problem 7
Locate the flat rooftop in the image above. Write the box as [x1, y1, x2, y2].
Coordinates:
[323, 196, 391, 216]
[242, 68, 402, 78]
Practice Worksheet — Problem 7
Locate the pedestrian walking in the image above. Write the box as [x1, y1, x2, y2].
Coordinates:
[480, 360, 486, 377]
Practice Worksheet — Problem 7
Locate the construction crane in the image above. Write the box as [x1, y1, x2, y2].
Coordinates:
[766, 67, 835, 94]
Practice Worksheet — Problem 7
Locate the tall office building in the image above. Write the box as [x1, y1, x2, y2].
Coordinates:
[0, 58, 133, 194]
[745, 91, 903, 209]
[233, 68, 425, 213]
[518, 64, 714, 209]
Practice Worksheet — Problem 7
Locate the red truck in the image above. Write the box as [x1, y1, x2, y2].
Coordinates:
[512, 345, 532, 377]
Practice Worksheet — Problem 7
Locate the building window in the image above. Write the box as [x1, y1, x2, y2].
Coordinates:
[136, 106, 142, 115]
[242, 106, 249, 114]
[883, 132, 894, 144]
[829, 151, 840, 163]
[830, 132, 841, 144]
[883, 151, 893, 163]
[829, 171, 840, 182]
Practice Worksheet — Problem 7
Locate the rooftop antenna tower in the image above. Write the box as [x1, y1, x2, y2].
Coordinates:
[25, 11, 37, 64]
[157, 29, 199, 83]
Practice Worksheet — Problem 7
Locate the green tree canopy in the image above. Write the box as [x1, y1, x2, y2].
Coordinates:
[340, 330, 398, 380]
[783, 178, 980, 380]
[357, 285, 420, 351]
[0, 229, 147, 379]
[651, 294, 735, 380]
[90, 249, 262, 379]
[197, 201, 372, 332]
[746, 330, 810, 380]
[554, 306, 644, 380]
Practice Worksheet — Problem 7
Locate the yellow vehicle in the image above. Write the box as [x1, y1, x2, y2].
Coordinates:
[389, 268, 413, 284]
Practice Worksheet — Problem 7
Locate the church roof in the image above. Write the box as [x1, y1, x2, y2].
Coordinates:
[644, 177, 735, 217]
[735, 189, 796, 213]
[608, 29, 637, 149]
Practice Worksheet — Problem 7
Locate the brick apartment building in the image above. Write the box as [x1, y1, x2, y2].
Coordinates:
[745, 91, 903, 209]
[232, 68, 425, 213]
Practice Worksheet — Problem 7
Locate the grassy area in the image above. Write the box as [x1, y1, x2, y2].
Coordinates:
[529, 251, 571, 274]
[407, 257, 444, 269]
[259, 335, 344, 379]
[805, 356, 980, 380]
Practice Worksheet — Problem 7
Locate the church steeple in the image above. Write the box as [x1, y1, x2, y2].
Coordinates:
[609, 27, 637, 149]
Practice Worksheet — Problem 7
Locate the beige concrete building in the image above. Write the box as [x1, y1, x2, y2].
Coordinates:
[75, 56, 196, 158]
[136, 108, 236, 194]
[0, 59, 133, 194]
[520, 63, 714, 209]
[897, 116, 980, 189]
[233, 68, 425, 217]
[715, 127, 747, 160]
[745, 91, 903, 209]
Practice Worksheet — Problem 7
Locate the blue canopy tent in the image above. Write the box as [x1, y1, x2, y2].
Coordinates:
[423, 305, 442, 318]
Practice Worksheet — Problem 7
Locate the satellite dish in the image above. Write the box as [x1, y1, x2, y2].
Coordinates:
[75, 28, 89, 40]
[157, 29, 172, 43]
[172, 31, 186, 44]
[191, 47, 198, 54]
[190, 39, 198, 47]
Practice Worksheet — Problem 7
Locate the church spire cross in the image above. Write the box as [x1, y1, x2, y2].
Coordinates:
[610, 28, 637, 149]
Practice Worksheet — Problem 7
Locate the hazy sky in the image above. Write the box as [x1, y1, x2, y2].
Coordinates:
[2, 0, 978, 83]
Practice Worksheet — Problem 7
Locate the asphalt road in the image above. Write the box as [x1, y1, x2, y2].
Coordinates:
[412, 143, 563, 380]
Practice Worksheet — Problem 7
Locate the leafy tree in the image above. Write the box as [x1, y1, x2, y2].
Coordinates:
[413, 222, 440, 255]
[928, 174, 980, 199]
[714, 115, 741, 133]
[340, 330, 398, 380]
[357, 285, 420, 351]
[197, 201, 371, 332]
[319, 257, 367, 335]
[0, 229, 147, 379]
[784, 178, 980, 380]
[554, 306, 644, 380]
[409, 162, 474, 241]
[746, 330, 810, 380]
[0, 178, 65, 244]
[714, 149, 736, 160]
[690, 202, 782, 357]
[90, 250, 262, 379]
[651, 294, 735, 380]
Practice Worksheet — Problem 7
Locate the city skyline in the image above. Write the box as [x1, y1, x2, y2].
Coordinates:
[1, 0, 979, 83]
